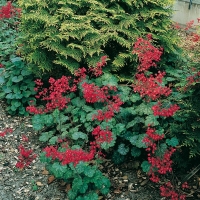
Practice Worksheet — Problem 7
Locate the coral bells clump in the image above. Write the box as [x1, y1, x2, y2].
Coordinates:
[133, 35, 163, 72]
[15, 145, 37, 169]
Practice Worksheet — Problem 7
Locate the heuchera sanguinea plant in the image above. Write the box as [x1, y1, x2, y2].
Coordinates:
[132, 34, 187, 200]
[25, 34, 189, 199]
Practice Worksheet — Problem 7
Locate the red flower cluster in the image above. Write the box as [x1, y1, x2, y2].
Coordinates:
[43, 146, 95, 166]
[0, 63, 4, 68]
[160, 182, 186, 200]
[0, 128, 13, 137]
[181, 182, 189, 189]
[74, 67, 87, 83]
[186, 71, 200, 86]
[143, 127, 164, 154]
[82, 83, 123, 121]
[82, 83, 107, 103]
[133, 35, 163, 71]
[148, 147, 176, 176]
[0, 1, 21, 19]
[89, 56, 107, 77]
[152, 102, 180, 117]
[133, 72, 172, 100]
[27, 76, 76, 114]
[173, 22, 181, 30]
[15, 145, 37, 169]
[185, 20, 194, 31]
[143, 127, 176, 183]
[22, 135, 29, 142]
[92, 126, 113, 148]
[190, 33, 200, 42]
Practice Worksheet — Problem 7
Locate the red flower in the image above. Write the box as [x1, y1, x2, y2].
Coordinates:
[152, 102, 180, 117]
[0, 128, 13, 137]
[15, 145, 37, 169]
[133, 36, 163, 71]
[133, 72, 171, 100]
[22, 135, 29, 142]
[92, 126, 113, 147]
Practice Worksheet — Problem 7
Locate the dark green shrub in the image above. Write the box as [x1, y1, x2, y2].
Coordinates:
[17, 0, 178, 79]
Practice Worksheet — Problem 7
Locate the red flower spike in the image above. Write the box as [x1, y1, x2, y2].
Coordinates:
[133, 36, 163, 72]
[27, 76, 75, 114]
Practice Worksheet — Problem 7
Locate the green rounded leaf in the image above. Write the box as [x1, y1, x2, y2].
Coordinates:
[12, 75, 23, 82]
[141, 161, 151, 173]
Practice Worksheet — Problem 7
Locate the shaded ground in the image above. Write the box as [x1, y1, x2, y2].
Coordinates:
[0, 100, 199, 200]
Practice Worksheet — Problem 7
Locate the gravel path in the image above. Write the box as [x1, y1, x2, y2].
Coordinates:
[0, 101, 66, 200]
[0, 101, 162, 200]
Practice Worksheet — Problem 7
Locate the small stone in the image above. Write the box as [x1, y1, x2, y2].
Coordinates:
[140, 179, 148, 186]
[130, 189, 138, 192]
[107, 193, 112, 198]
[114, 189, 121, 194]
[24, 189, 29, 193]
[42, 169, 49, 175]
[26, 124, 33, 127]
[36, 182, 43, 186]
[128, 183, 134, 190]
